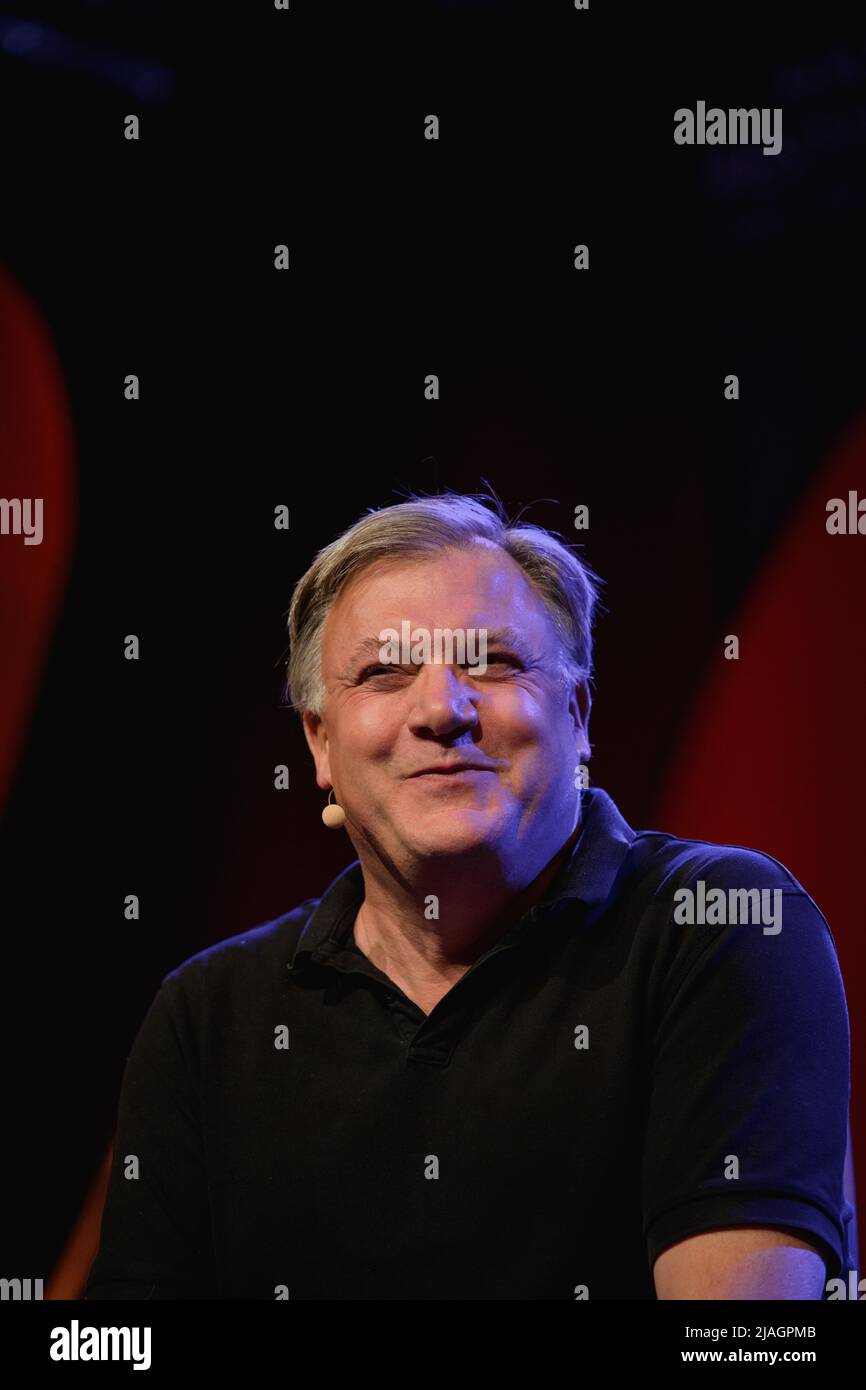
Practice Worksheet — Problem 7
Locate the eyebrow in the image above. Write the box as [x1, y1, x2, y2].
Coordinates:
[342, 625, 535, 673]
[344, 636, 390, 671]
[483, 626, 533, 654]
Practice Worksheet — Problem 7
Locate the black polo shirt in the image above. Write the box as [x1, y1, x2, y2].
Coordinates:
[85, 785, 852, 1300]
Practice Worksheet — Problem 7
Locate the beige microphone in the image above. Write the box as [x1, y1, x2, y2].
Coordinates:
[322, 787, 346, 829]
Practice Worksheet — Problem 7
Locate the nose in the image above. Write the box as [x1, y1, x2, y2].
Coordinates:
[405, 663, 481, 739]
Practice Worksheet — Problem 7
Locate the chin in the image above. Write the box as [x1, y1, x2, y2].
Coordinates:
[407, 812, 500, 853]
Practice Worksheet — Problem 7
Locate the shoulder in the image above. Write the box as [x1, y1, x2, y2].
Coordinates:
[626, 823, 834, 932]
[159, 897, 320, 1005]
[614, 822, 843, 1008]
[116, 897, 323, 1087]
[629, 822, 811, 891]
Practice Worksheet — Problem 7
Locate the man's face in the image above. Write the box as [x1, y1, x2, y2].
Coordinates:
[303, 541, 592, 875]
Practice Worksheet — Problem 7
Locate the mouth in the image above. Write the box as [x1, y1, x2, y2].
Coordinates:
[409, 768, 497, 780]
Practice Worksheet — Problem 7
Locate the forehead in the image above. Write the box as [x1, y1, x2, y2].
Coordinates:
[321, 542, 557, 662]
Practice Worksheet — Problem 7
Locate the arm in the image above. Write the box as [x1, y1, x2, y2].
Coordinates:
[85, 976, 217, 1299]
[642, 857, 850, 1297]
[653, 1225, 829, 1299]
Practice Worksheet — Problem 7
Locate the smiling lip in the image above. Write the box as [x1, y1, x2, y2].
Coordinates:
[408, 765, 496, 777]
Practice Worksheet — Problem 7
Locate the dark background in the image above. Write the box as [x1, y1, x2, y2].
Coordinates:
[1, 0, 864, 1285]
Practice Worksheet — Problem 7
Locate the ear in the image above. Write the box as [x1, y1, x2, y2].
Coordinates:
[568, 679, 593, 764]
[302, 709, 332, 790]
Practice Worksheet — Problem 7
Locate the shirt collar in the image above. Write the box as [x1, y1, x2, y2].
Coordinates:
[287, 784, 636, 973]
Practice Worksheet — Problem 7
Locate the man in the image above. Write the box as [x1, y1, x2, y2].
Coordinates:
[86, 492, 851, 1299]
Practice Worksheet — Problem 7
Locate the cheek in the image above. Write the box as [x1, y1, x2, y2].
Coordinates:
[494, 693, 571, 779]
[494, 687, 550, 742]
[347, 698, 401, 752]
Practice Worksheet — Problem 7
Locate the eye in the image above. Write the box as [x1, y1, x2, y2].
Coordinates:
[356, 653, 523, 682]
[476, 651, 523, 671]
[357, 664, 404, 681]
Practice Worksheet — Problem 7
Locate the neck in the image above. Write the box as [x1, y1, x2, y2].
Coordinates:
[353, 816, 583, 990]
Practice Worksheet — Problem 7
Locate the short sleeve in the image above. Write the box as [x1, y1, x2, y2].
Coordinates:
[642, 857, 851, 1289]
[85, 977, 217, 1299]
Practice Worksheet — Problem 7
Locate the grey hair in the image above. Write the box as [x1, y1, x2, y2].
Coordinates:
[284, 488, 604, 720]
